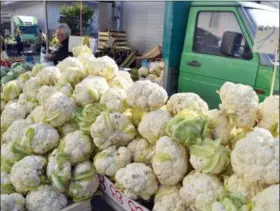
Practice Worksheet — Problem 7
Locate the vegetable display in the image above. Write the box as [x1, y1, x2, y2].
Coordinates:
[1, 44, 279, 211]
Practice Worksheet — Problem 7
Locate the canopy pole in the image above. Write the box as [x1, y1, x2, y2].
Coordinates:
[270, 45, 279, 96]
[44, 0, 49, 51]
[80, 0, 83, 36]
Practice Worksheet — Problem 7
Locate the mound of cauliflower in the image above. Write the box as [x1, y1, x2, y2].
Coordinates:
[1, 45, 279, 211]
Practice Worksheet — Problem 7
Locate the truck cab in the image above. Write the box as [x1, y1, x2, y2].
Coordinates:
[163, 2, 279, 109]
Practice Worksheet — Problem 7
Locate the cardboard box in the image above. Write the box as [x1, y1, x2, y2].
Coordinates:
[98, 175, 150, 211]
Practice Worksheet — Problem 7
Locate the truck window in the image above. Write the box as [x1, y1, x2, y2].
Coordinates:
[193, 11, 252, 60]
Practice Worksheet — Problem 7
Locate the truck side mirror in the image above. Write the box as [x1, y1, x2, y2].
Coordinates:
[220, 31, 243, 56]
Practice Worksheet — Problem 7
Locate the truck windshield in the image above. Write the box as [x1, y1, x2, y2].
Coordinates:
[19, 26, 38, 35]
[244, 8, 279, 62]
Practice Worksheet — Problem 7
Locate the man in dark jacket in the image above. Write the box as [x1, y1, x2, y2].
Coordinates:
[45, 23, 72, 65]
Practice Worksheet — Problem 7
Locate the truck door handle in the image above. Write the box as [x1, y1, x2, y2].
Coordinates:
[187, 60, 201, 67]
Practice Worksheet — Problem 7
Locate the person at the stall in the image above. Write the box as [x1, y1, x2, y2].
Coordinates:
[15, 29, 23, 56]
[45, 23, 72, 65]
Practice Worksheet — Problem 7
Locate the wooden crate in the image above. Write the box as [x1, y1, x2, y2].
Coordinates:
[98, 31, 128, 49]
[62, 200, 91, 211]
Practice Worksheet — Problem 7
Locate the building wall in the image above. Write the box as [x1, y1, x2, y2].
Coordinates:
[98, 2, 113, 31]
[261, 1, 279, 8]
[122, 2, 164, 54]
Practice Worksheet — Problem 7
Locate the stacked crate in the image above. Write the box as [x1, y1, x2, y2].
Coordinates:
[98, 31, 127, 50]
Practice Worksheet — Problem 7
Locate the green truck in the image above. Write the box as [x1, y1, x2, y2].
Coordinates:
[163, 1, 279, 109]
[11, 15, 40, 42]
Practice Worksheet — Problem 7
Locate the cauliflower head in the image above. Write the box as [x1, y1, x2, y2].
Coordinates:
[22, 76, 41, 99]
[219, 82, 259, 128]
[1, 103, 27, 132]
[94, 145, 131, 177]
[44, 92, 77, 127]
[231, 127, 279, 185]
[1, 172, 15, 194]
[1, 193, 25, 211]
[77, 53, 95, 70]
[58, 122, 79, 137]
[37, 66, 61, 85]
[115, 163, 158, 200]
[73, 76, 109, 106]
[257, 95, 279, 137]
[126, 80, 168, 111]
[127, 138, 154, 165]
[138, 108, 171, 144]
[107, 71, 133, 89]
[88, 56, 118, 80]
[57, 66, 87, 86]
[224, 174, 264, 199]
[58, 130, 93, 165]
[153, 185, 186, 211]
[69, 161, 99, 202]
[252, 184, 279, 211]
[2, 119, 29, 144]
[56, 57, 83, 72]
[25, 185, 68, 211]
[10, 155, 47, 193]
[27, 105, 46, 123]
[47, 149, 71, 193]
[100, 88, 127, 113]
[166, 109, 208, 146]
[205, 109, 234, 145]
[19, 123, 60, 155]
[152, 136, 188, 185]
[72, 45, 92, 57]
[37, 85, 57, 105]
[189, 139, 231, 175]
[2, 80, 22, 101]
[17, 93, 39, 114]
[179, 171, 223, 211]
[90, 112, 136, 149]
[138, 67, 149, 77]
[166, 93, 208, 115]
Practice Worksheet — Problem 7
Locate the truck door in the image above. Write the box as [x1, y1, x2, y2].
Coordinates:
[179, 6, 259, 109]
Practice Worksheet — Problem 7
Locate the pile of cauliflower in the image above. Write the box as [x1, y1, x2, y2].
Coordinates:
[138, 61, 165, 86]
[1, 45, 279, 211]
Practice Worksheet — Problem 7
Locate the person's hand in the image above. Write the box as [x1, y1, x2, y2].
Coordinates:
[44, 54, 53, 60]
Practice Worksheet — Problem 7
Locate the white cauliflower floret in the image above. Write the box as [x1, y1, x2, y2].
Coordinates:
[88, 56, 118, 80]
[147, 74, 157, 81]
[138, 108, 171, 144]
[257, 95, 279, 136]
[22, 76, 41, 99]
[153, 185, 186, 211]
[179, 171, 223, 211]
[1, 103, 27, 132]
[107, 71, 133, 89]
[73, 76, 109, 106]
[100, 88, 127, 113]
[37, 66, 61, 85]
[77, 53, 95, 70]
[26, 185, 68, 211]
[17, 93, 38, 114]
[69, 161, 99, 202]
[58, 130, 93, 165]
[44, 92, 76, 127]
[219, 82, 259, 128]
[57, 66, 87, 86]
[72, 45, 93, 57]
[56, 57, 83, 72]
[166, 92, 208, 115]
[54, 83, 73, 97]
[1, 193, 25, 211]
[28, 105, 46, 123]
[115, 163, 158, 200]
[58, 122, 79, 137]
[1, 98, 6, 111]
[225, 174, 264, 199]
[138, 67, 149, 77]
[126, 80, 168, 111]
[2, 119, 29, 144]
[18, 71, 33, 87]
[10, 155, 47, 193]
[127, 138, 154, 165]
[1, 172, 15, 194]
[19, 123, 60, 155]
[206, 109, 234, 145]
[94, 145, 131, 177]
[231, 127, 279, 185]
[37, 85, 57, 105]
[90, 112, 136, 149]
[47, 149, 71, 193]
[252, 184, 279, 211]
[1, 142, 24, 173]
[2, 80, 22, 101]
[152, 136, 187, 185]
[189, 139, 231, 175]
